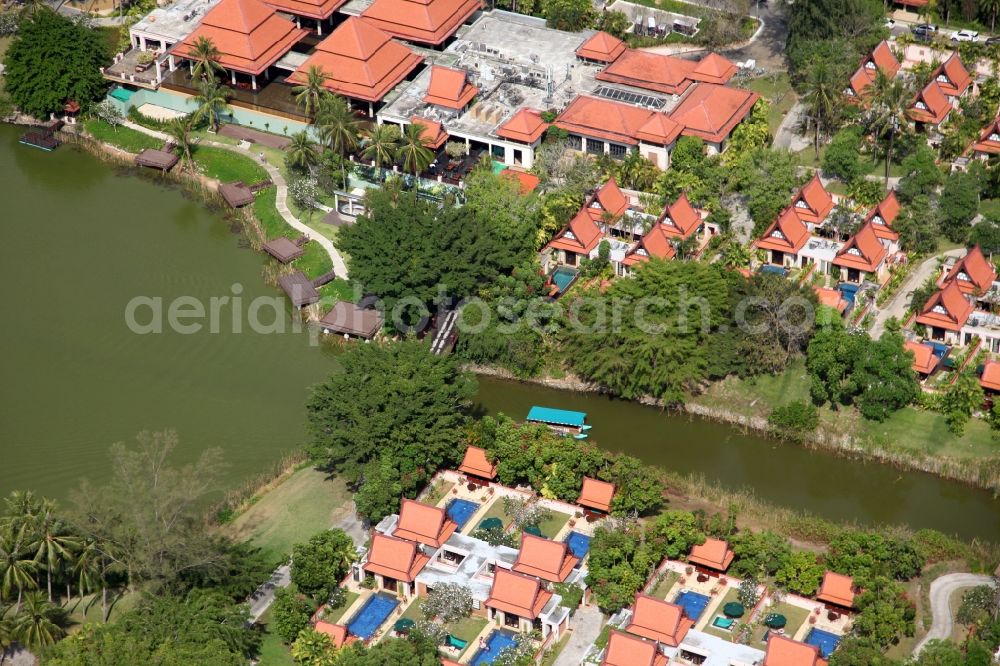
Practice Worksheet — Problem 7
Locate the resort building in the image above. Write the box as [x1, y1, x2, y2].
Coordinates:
[907, 80, 953, 130]
[906, 340, 940, 378]
[669, 83, 760, 153]
[577, 477, 616, 514]
[314, 620, 354, 648]
[944, 245, 997, 298]
[485, 567, 570, 637]
[624, 594, 693, 647]
[763, 635, 828, 666]
[865, 191, 901, 247]
[845, 40, 900, 100]
[971, 116, 1000, 160]
[393, 499, 458, 548]
[619, 225, 677, 275]
[601, 631, 668, 666]
[754, 207, 812, 270]
[816, 572, 858, 611]
[815, 287, 849, 314]
[511, 533, 580, 583]
[688, 538, 734, 575]
[457, 446, 497, 483]
[575, 30, 627, 64]
[931, 53, 973, 103]
[980, 360, 1000, 394]
[542, 178, 630, 268]
[363, 532, 431, 597]
[358, 0, 481, 46]
[832, 222, 889, 285]
[914, 246, 1000, 349]
[791, 174, 835, 231]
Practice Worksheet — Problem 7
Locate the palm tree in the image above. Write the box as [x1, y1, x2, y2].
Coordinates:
[69, 540, 101, 606]
[189, 36, 225, 83]
[13, 592, 63, 651]
[983, 0, 1000, 30]
[286, 131, 319, 172]
[165, 117, 196, 172]
[800, 59, 842, 159]
[193, 80, 231, 133]
[0, 527, 37, 612]
[361, 124, 400, 180]
[316, 95, 361, 187]
[865, 69, 910, 183]
[0, 604, 16, 666]
[32, 502, 79, 603]
[293, 65, 328, 118]
[396, 122, 434, 177]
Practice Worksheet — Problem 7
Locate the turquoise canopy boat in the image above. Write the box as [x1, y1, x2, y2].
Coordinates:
[526, 406, 591, 439]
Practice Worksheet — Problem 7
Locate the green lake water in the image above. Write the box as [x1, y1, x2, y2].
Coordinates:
[1, 124, 998, 542]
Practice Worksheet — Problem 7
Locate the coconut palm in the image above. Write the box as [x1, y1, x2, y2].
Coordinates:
[396, 122, 434, 177]
[800, 59, 842, 159]
[165, 117, 196, 172]
[316, 96, 361, 156]
[32, 502, 79, 603]
[286, 131, 319, 172]
[69, 540, 101, 606]
[194, 80, 231, 133]
[189, 36, 225, 83]
[293, 65, 328, 118]
[0, 604, 16, 666]
[865, 69, 911, 183]
[13, 592, 63, 651]
[361, 124, 400, 180]
[983, 0, 1000, 30]
[0, 527, 37, 612]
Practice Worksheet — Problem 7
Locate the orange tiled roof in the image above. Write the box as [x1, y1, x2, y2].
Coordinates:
[594, 177, 628, 217]
[689, 537, 734, 571]
[973, 117, 1000, 155]
[669, 83, 760, 144]
[945, 245, 996, 296]
[846, 67, 873, 100]
[865, 191, 900, 242]
[597, 49, 696, 95]
[814, 287, 847, 313]
[576, 31, 627, 63]
[363, 533, 430, 582]
[622, 225, 676, 266]
[981, 360, 1000, 391]
[691, 52, 737, 85]
[175, 0, 308, 75]
[833, 222, 887, 273]
[486, 568, 552, 619]
[393, 499, 457, 548]
[261, 0, 345, 20]
[908, 81, 952, 125]
[423, 65, 478, 109]
[410, 115, 448, 149]
[601, 631, 668, 666]
[905, 341, 939, 375]
[791, 174, 834, 226]
[314, 621, 353, 648]
[659, 193, 701, 239]
[286, 17, 423, 103]
[512, 533, 580, 583]
[578, 477, 615, 512]
[546, 205, 604, 255]
[497, 108, 549, 144]
[764, 635, 827, 666]
[555, 95, 681, 147]
[626, 594, 693, 647]
[933, 53, 972, 98]
[500, 168, 541, 194]
[848, 41, 900, 97]
[754, 207, 810, 255]
[360, 0, 481, 45]
[816, 571, 857, 608]
[915, 280, 973, 332]
[458, 445, 497, 479]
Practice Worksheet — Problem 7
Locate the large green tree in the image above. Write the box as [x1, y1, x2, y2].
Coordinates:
[939, 170, 980, 244]
[3, 10, 107, 118]
[290, 530, 357, 601]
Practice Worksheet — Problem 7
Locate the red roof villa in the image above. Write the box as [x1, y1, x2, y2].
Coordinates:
[392, 499, 457, 548]
[832, 222, 889, 284]
[816, 572, 858, 610]
[577, 477, 616, 513]
[845, 40, 900, 100]
[363, 532, 431, 594]
[575, 30, 627, 63]
[688, 537, 734, 573]
[602, 631, 668, 666]
[512, 533, 580, 583]
[790, 174, 834, 229]
[972, 116, 1000, 159]
[754, 207, 811, 268]
[944, 245, 996, 296]
[915, 279, 974, 344]
[485, 568, 553, 632]
[458, 445, 497, 480]
[625, 594, 694, 647]
[360, 0, 481, 45]
[620, 224, 676, 275]
[906, 341, 940, 377]
[908, 80, 952, 128]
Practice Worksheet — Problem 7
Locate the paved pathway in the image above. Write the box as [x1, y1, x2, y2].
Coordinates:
[774, 101, 809, 153]
[914, 573, 996, 656]
[118, 119, 347, 277]
[868, 248, 964, 339]
[553, 604, 604, 666]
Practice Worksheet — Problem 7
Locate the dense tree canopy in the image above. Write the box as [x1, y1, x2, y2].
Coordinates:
[290, 529, 357, 601]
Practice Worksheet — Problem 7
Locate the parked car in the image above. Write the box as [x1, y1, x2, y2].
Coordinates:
[885, 18, 895, 29]
[912, 23, 937, 39]
[986, 35, 1000, 45]
[951, 29, 980, 42]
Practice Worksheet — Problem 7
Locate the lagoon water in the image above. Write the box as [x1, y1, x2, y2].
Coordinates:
[1, 124, 998, 541]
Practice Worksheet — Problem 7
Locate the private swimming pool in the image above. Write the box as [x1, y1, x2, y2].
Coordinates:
[804, 627, 842, 659]
[446, 498, 480, 528]
[470, 629, 518, 665]
[346, 593, 399, 640]
[550, 266, 578, 295]
[674, 590, 712, 621]
[564, 531, 591, 558]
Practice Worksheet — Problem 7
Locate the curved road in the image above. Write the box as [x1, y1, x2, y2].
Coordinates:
[913, 573, 996, 656]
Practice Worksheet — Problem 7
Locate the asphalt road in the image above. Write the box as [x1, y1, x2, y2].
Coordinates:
[914, 573, 996, 656]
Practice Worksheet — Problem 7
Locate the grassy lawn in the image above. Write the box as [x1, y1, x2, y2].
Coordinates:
[318, 278, 356, 305]
[322, 590, 361, 625]
[699, 588, 741, 641]
[979, 198, 1000, 220]
[540, 631, 572, 665]
[422, 479, 456, 506]
[537, 510, 571, 539]
[293, 240, 334, 281]
[254, 188, 291, 240]
[65, 590, 140, 629]
[84, 119, 162, 153]
[650, 571, 680, 600]
[749, 602, 811, 646]
[742, 73, 795, 136]
[477, 497, 515, 529]
[697, 359, 812, 418]
[257, 606, 296, 666]
[193, 145, 268, 183]
[221, 466, 352, 562]
[390, 599, 485, 656]
[858, 406, 995, 461]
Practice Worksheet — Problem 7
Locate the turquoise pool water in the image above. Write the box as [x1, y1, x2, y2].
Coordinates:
[347, 593, 399, 640]
[550, 266, 578, 294]
[470, 629, 518, 665]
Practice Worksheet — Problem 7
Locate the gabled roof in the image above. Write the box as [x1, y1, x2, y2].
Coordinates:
[849, 40, 901, 97]
[814, 287, 848, 313]
[625, 594, 693, 647]
[486, 568, 552, 619]
[545, 205, 604, 255]
[981, 360, 1000, 391]
[659, 193, 701, 239]
[915, 280, 974, 332]
[393, 499, 457, 547]
[458, 445, 497, 479]
[423, 66, 478, 109]
[314, 621, 353, 648]
[286, 17, 423, 103]
[512, 533, 580, 582]
[261, 0, 345, 21]
[410, 115, 448, 149]
[688, 537, 734, 571]
[846, 67, 874, 99]
[555, 95, 681, 147]
[497, 108, 549, 144]
[596, 49, 697, 95]
[973, 117, 1000, 155]
[908, 81, 952, 125]
[754, 207, 811, 255]
[578, 477, 615, 512]
[791, 174, 834, 226]
[501, 169, 541, 194]
[816, 571, 857, 608]
[360, 0, 481, 45]
[691, 52, 737, 84]
[174, 0, 308, 75]
[594, 177, 628, 217]
[621, 225, 676, 266]
[363, 533, 430, 582]
[764, 635, 827, 666]
[946, 245, 996, 296]
[905, 341, 939, 375]
[932, 53, 972, 98]
[865, 191, 900, 242]
[575, 30, 626, 63]
[601, 631, 668, 666]
[669, 83, 760, 144]
[832, 223, 887, 273]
